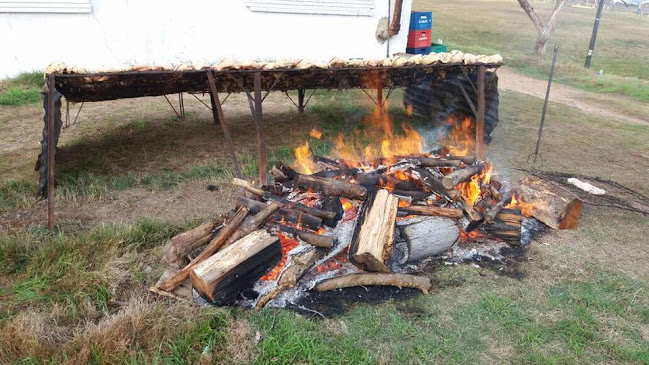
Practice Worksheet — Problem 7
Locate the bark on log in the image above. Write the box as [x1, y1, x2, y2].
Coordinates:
[164, 219, 219, 267]
[190, 229, 282, 305]
[296, 174, 368, 200]
[411, 168, 461, 201]
[236, 197, 322, 231]
[271, 162, 298, 182]
[232, 178, 336, 220]
[157, 207, 249, 292]
[483, 192, 513, 224]
[518, 175, 582, 229]
[461, 200, 484, 231]
[414, 157, 463, 168]
[297, 231, 334, 248]
[441, 162, 486, 190]
[398, 205, 464, 219]
[355, 173, 421, 191]
[351, 189, 399, 273]
[392, 189, 434, 201]
[400, 217, 459, 262]
[312, 273, 432, 294]
[223, 202, 281, 249]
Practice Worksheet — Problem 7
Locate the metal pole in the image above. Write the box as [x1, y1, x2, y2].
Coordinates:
[533, 45, 560, 165]
[297, 88, 305, 114]
[46, 75, 55, 230]
[475, 66, 485, 161]
[253, 72, 268, 185]
[585, 0, 605, 69]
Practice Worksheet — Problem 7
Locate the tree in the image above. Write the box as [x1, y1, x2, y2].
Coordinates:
[517, 0, 568, 56]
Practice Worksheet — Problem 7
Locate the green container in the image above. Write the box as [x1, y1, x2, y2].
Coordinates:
[430, 43, 448, 53]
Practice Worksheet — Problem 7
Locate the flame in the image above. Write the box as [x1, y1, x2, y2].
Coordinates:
[309, 128, 322, 139]
[456, 161, 492, 206]
[393, 170, 409, 181]
[260, 233, 299, 281]
[316, 227, 326, 235]
[406, 104, 413, 117]
[398, 199, 411, 208]
[341, 198, 353, 212]
[294, 141, 315, 174]
[505, 195, 543, 217]
[441, 116, 475, 156]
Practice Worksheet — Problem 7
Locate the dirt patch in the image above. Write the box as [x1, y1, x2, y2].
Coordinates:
[498, 67, 649, 126]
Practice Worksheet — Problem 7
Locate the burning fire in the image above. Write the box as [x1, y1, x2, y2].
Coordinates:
[260, 233, 299, 281]
[294, 141, 316, 174]
[457, 162, 492, 205]
[309, 128, 322, 139]
[459, 230, 486, 241]
[442, 116, 475, 156]
[506, 195, 539, 217]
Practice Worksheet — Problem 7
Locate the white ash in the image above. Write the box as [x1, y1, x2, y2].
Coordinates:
[442, 240, 509, 264]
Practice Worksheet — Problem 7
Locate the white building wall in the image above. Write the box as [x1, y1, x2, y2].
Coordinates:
[0, 0, 412, 78]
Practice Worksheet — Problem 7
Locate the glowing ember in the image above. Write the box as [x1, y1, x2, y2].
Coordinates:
[459, 230, 486, 241]
[294, 141, 315, 174]
[340, 198, 358, 221]
[309, 128, 322, 139]
[316, 227, 326, 235]
[398, 199, 411, 208]
[260, 233, 299, 281]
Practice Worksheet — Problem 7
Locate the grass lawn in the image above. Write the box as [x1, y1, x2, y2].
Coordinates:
[414, 0, 649, 102]
[1, 86, 648, 363]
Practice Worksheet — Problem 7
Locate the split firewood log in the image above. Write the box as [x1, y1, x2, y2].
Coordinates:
[190, 229, 282, 305]
[350, 189, 398, 273]
[312, 273, 432, 294]
[441, 162, 486, 190]
[411, 168, 461, 201]
[156, 207, 250, 292]
[517, 175, 582, 229]
[484, 208, 522, 244]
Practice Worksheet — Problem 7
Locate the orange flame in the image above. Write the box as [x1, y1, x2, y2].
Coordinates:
[442, 116, 475, 156]
[505, 195, 542, 217]
[406, 104, 413, 117]
[459, 230, 486, 241]
[341, 198, 353, 212]
[260, 233, 299, 281]
[294, 141, 315, 174]
[456, 161, 492, 206]
[309, 128, 322, 139]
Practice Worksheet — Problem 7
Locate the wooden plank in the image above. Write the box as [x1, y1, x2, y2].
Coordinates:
[253, 72, 268, 184]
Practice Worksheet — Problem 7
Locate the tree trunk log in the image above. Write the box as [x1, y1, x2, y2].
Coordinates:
[164, 219, 219, 267]
[411, 168, 461, 201]
[312, 273, 432, 294]
[518, 175, 582, 229]
[400, 216, 459, 262]
[441, 162, 486, 190]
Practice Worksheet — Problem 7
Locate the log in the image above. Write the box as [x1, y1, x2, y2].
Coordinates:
[400, 217, 459, 262]
[351, 189, 399, 273]
[271, 162, 297, 182]
[255, 246, 323, 309]
[441, 162, 486, 190]
[296, 174, 368, 200]
[157, 207, 249, 292]
[398, 205, 464, 219]
[518, 175, 582, 230]
[297, 231, 334, 249]
[312, 168, 360, 179]
[312, 273, 432, 294]
[355, 173, 421, 191]
[392, 189, 435, 201]
[232, 178, 336, 220]
[414, 157, 463, 168]
[223, 202, 281, 249]
[236, 197, 322, 231]
[489, 185, 502, 201]
[411, 168, 461, 201]
[484, 208, 522, 244]
[190, 229, 282, 305]
[164, 219, 219, 267]
[443, 155, 477, 164]
[461, 200, 484, 232]
[483, 192, 513, 224]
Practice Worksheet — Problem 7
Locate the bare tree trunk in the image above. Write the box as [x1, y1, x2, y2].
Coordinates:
[517, 0, 567, 56]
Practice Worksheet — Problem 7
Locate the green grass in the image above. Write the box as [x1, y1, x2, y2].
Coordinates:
[415, 0, 649, 101]
[0, 72, 43, 106]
